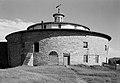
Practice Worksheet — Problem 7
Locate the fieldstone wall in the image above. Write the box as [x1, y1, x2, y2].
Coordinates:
[37, 36, 108, 65]
[33, 52, 48, 66]
[6, 30, 109, 67]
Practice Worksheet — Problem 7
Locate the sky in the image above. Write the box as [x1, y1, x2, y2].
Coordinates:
[0, 0, 120, 58]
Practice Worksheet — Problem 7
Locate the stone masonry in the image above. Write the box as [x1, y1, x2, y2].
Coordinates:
[6, 29, 109, 67]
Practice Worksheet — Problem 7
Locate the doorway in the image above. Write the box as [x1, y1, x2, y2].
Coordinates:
[49, 51, 59, 65]
[34, 42, 39, 52]
[63, 53, 70, 66]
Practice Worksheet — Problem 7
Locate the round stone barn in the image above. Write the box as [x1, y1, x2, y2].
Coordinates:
[5, 10, 111, 67]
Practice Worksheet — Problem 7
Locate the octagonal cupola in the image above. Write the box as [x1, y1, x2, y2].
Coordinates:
[53, 4, 65, 22]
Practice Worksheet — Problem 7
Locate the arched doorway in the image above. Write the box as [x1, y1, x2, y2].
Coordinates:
[48, 51, 59, 65]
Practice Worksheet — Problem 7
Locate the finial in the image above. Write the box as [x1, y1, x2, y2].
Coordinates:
[56, 4, 61, 13]
[58, 8, 60, 13]
[53, 4, 65, 22]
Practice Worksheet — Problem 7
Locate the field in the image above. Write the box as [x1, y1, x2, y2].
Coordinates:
[0, 65, 120, 83]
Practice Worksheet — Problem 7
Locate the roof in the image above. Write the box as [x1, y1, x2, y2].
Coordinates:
[53, 13, 65, 17]
[5, 29, 111, 41]
[27, 22, 90, 30]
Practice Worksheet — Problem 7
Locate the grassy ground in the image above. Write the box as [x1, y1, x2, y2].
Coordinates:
[69, 65, 119, 83]
[0, 65, 120, 83]
[0, 65, 86, 83]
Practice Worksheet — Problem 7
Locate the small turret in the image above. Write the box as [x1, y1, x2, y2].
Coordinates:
[53, 4, 65, 22]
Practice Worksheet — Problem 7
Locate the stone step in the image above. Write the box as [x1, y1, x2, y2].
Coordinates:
[23, 53, 33, 66]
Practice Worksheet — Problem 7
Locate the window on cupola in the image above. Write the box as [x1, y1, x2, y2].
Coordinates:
[58, 24, 61, 28]
[44, 25, 46, 29]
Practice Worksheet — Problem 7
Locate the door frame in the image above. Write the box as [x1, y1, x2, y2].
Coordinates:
[63, 53, 70, 65]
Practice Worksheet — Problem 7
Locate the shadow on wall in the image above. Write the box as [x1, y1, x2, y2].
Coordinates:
[0, 42, 9, 69]
[21, 52, 49, 66]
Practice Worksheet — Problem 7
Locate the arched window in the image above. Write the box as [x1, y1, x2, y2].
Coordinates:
[49, 51, 58, 56]
[34, 42, 39, 52]
[49, 51, 58, 65]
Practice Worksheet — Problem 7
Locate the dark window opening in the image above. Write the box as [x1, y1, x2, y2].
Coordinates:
[55, 17, 57, 22]
[34, 42, 39, 52]
[58, 24, 61, 28]
[83, 42, 88, 48]
[44, 25, 46, 29]
[105, 45, 107, 51]
[83, 55, 88, 63]
[49, 51, 58, 56]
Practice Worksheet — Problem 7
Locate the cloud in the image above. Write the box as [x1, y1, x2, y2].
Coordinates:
[0, 18, 34, 41]
[108, 47, 120, 58]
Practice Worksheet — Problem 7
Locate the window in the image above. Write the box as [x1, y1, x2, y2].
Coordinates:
[55, 17, 57, 22]
[44, 25, 46, 29]
[58, 17, 60, 21]
[83, 55, 88, 63]
[49, 51, 58, 56]
[34, 42, 39, 52]
[83, 42, 88, 48]
[95, 55, 99, 63]
[58, 24, 61, 28]
[105, 45, 107, 51]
